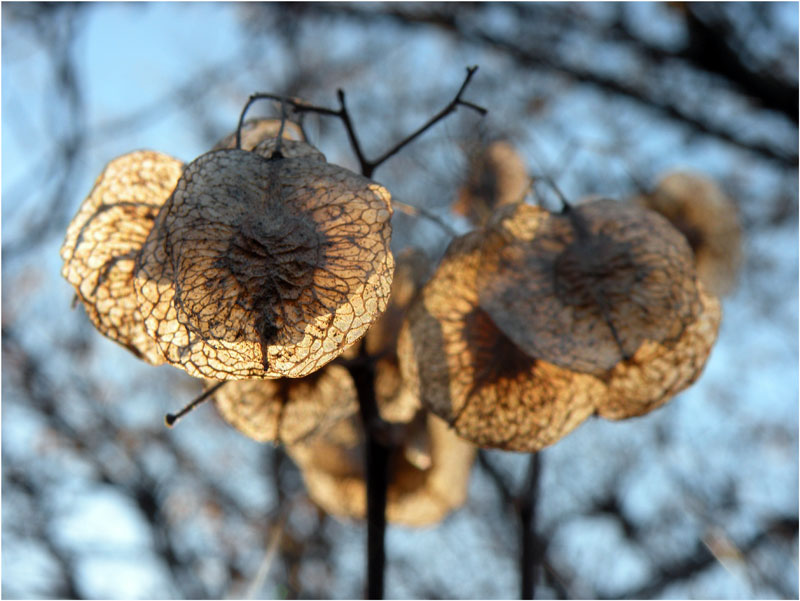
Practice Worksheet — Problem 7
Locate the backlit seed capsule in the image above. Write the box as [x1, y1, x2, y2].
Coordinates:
[398, 200, 720, 451]
[134, 143, 394, 380]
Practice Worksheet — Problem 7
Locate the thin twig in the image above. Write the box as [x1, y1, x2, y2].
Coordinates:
[165, 380, 226, 427]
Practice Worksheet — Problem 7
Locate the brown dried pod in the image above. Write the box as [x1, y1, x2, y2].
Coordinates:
[397, 231, 603, 451]
[211, 118, 305, 151]
[60, 151, 185, 364]
[452, 140, 529, 226]
[287, 410, 475, 527]
[206, 364, 358, 444]
[633, 171, 742, 297]
[134, 145, 394, 380]
[477, 200, 702, 375]
[595, 283, 721, 419]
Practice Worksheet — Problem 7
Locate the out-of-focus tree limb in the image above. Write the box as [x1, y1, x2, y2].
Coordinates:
[307, 4, 797, 167]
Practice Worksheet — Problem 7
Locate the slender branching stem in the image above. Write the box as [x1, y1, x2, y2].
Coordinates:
[236, 66, 487, 178]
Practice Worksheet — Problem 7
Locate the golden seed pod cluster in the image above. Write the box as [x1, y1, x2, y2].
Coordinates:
[61, 122, 395, 380]
[62, 114, 724, 523]
[398, 199, 721, 452]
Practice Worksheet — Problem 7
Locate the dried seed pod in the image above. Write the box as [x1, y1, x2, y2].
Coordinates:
[287, 411, 475, 527]
[212, 118, 305, 151]
[477, 200, 702, 375]
[207, 364, 358, 444]
[633, 171, 742, 297]
[60, 151, 185, 364]
[134, 146, 394, 380]
[398, 231, 603, 451]
[452, 140, 529, 226]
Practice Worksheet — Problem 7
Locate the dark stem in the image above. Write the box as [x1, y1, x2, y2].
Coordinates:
[519, 452, 543, 600]
[164, 380, 226, 427]
[350, 355, 390, 600]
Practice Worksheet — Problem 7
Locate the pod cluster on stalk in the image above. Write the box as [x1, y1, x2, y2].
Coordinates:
[63, 117, 730, 525]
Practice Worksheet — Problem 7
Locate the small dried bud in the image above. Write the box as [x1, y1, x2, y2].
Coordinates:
[207, 364, 358, 444]
[287, 411, 475, 527]
[633, 171, 742, 297]
[212, 118, 305, 151]
[60, 151, 184, 364]
[453, 140, 529, 226]
[134, 144, 394, 380]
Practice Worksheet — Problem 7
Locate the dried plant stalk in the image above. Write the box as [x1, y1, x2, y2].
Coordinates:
[287, 411, 475, 527]
[477, 200, 701, 375]
[398, 232, 602, 451]
[135, 145, 394, 380]
[207, 364, 358, 444]
[61, 151, 185, 364]
[633, 171, 742, 297]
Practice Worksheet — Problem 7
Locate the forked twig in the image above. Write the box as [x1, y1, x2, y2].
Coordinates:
[237, 66, 487, 178]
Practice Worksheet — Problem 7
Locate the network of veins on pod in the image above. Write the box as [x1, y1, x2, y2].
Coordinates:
[61, 68, 731, 526]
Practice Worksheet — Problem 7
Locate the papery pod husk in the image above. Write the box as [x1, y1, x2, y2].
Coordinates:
[134, 141, 394, 380]
[206, 363, 358, 444]
[633, 171, 742, 297]
[287, 410, 475, 527]
[61, 150, 185, 364]
[477, 200, 702, 375]
[593, 282, 720, 419]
